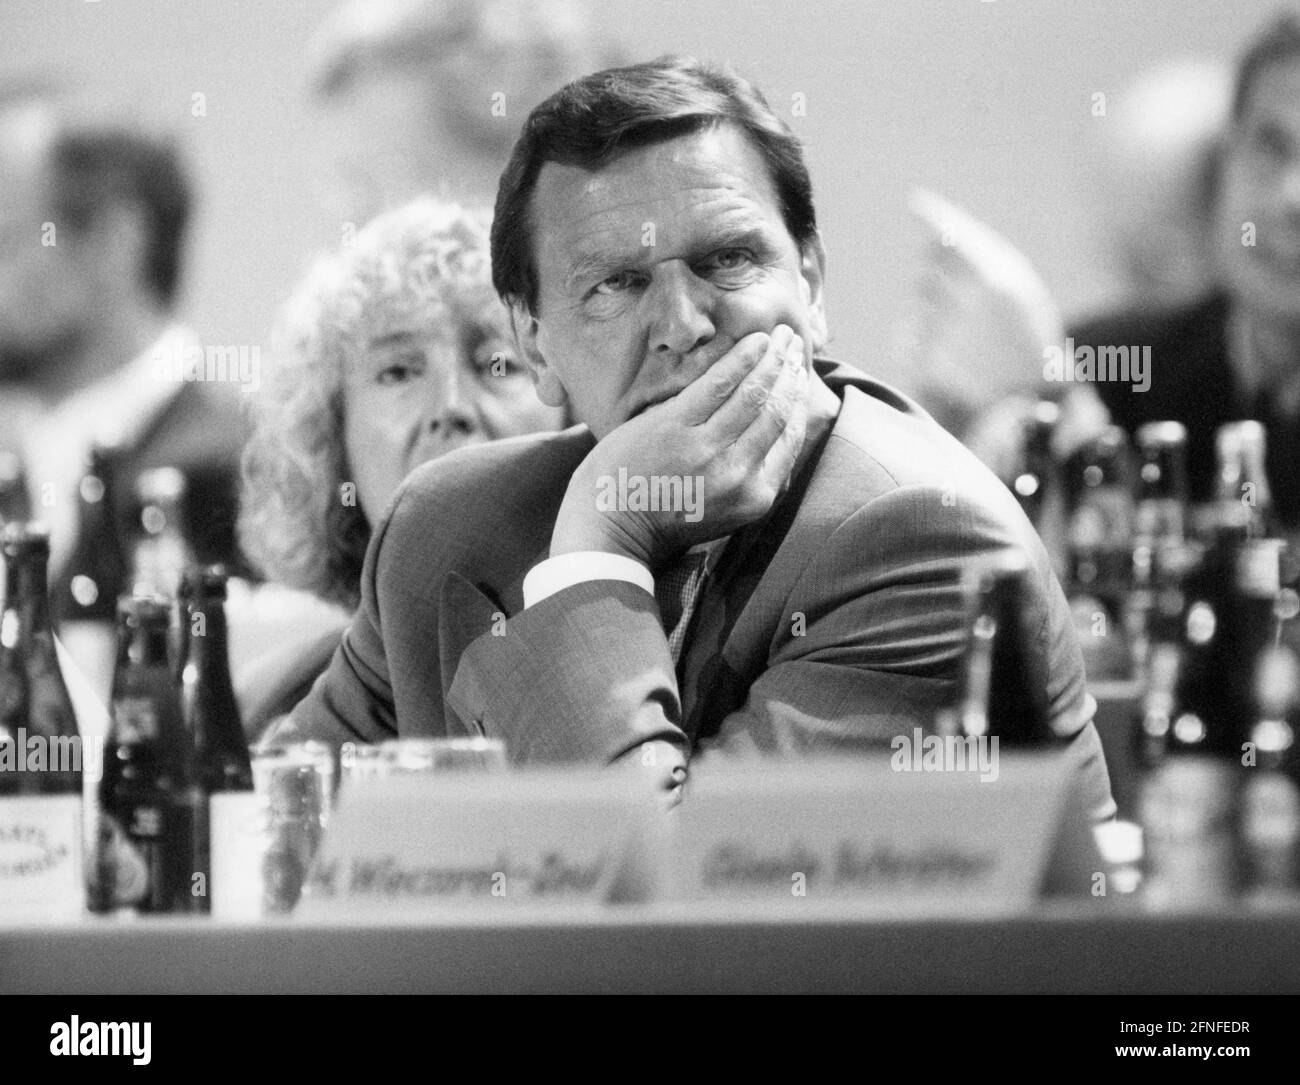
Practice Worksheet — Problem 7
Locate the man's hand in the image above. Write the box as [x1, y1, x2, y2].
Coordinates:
[551, 324, 809, 571]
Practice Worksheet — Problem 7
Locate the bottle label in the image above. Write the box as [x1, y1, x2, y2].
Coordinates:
[1236, 540, 1282, 597]
[88, 811, 149, 911]
[92, 790, 201, 914]
[1241, 772, 1300, 894]
[1140, 758, 1239, 907]
[0, 795, 84, 921]
[111, 697, 160, 743]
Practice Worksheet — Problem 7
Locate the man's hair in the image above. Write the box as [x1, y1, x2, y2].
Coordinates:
[48, 125, 192, 306]
[491, 55, 818, 315]
[1230, 13, 1300, 123]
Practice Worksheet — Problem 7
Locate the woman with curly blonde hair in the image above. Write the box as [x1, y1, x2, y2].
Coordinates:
[237, 196, 566, 729]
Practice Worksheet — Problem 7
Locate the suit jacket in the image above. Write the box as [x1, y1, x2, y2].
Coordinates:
[293, 359, 1116, 821]
[50, 377, 249, 614]
[1072, 293, 1300, 525]
[114, 378, 248, 570]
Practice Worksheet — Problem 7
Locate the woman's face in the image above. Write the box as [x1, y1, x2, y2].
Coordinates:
[342, 291, 567, 526]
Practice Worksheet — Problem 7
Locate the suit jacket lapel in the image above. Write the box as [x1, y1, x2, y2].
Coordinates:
[679, 360, 880, 743]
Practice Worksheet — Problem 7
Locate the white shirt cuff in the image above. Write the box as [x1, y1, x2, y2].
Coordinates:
[522, 551, 655, 608]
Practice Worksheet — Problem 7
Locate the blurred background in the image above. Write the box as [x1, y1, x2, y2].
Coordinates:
[0, 0, 1277, 391]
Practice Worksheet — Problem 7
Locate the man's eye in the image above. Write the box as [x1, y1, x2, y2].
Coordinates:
[592, 270, 642, 296]
[702, 249, 753, 273]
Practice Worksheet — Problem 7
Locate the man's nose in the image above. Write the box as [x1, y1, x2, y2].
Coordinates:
[645, 263, 716, 358]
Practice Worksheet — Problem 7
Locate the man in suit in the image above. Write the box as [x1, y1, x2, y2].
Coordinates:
[0, 89, 246, 578]
[1072, 15, 1300, 527]
[294, 56, 1114, 821]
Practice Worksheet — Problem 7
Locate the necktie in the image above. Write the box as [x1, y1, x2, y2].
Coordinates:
[654, 549, 710, 664]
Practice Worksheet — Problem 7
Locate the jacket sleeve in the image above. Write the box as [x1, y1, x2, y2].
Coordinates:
[445, 483, 1116, 822]
[289, 499, 401, 749]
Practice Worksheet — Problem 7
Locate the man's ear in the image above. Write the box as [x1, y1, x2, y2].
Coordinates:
[507, 301, 570, 410]
[798, 231, 829, 353]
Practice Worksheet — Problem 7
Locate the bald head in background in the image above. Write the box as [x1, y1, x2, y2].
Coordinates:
[1088, 58, 1232, 312]
[307, 0, 625, 221]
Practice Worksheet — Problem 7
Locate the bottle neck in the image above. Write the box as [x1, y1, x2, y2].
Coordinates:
[118, 624, 172, 671]
[2, 555, 54, 640]
[185, 601, 230, 670]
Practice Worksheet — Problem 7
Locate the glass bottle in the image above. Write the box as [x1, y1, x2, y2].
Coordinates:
[131, 467, 193, 601]
[92, 595, 202, 914]
[1241, 641, 1300, 903]
[1138, 531, 1281, 907]
[941, 552, 1059, 746]
[57, 443, 131, 706]
[1063, 425, 1135, 679]
[1127, 422, 1190, 676]
[0, 523, 82, 795]
[1213, 420, 1276, 541]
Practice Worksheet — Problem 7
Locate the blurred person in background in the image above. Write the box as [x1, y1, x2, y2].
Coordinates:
[1072, 14, 1300, 525]
[0, 87, 245, 583]
[306, 0, 624, 223]
[237, 197, 567, 735]
[1086, 57, 1232, 315]
[915, 49, 1247, 520]
[904, 189, 1108, 477]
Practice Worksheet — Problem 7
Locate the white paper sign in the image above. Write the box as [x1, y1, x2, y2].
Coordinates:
[0, 795, 84, 922]
[667, 753, 1094, 914]
[296, 767, 664, 919]
[210, 791, 268, 921]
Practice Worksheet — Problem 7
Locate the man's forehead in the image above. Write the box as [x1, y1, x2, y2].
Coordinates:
[531, 125, 785, 258]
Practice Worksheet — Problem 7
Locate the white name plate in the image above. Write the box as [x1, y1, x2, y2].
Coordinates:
[0, 795, 84, 923]
[296, 767, 663, 919]
[668, 753, 1097, 914]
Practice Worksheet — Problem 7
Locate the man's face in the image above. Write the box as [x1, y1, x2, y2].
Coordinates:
[515, 123, 827, 440]
[1216, 59, 1300, 323]
[0, 113, 96, 373]
[342, 291, 566, 526]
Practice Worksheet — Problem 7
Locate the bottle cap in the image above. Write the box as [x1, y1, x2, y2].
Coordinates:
[136, 466, 187, 504]
[115, 593, 172, 624]
[1, 520, 51, 555]
[1136, 420, 1188, 448]
[180, 564, 229, 600]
